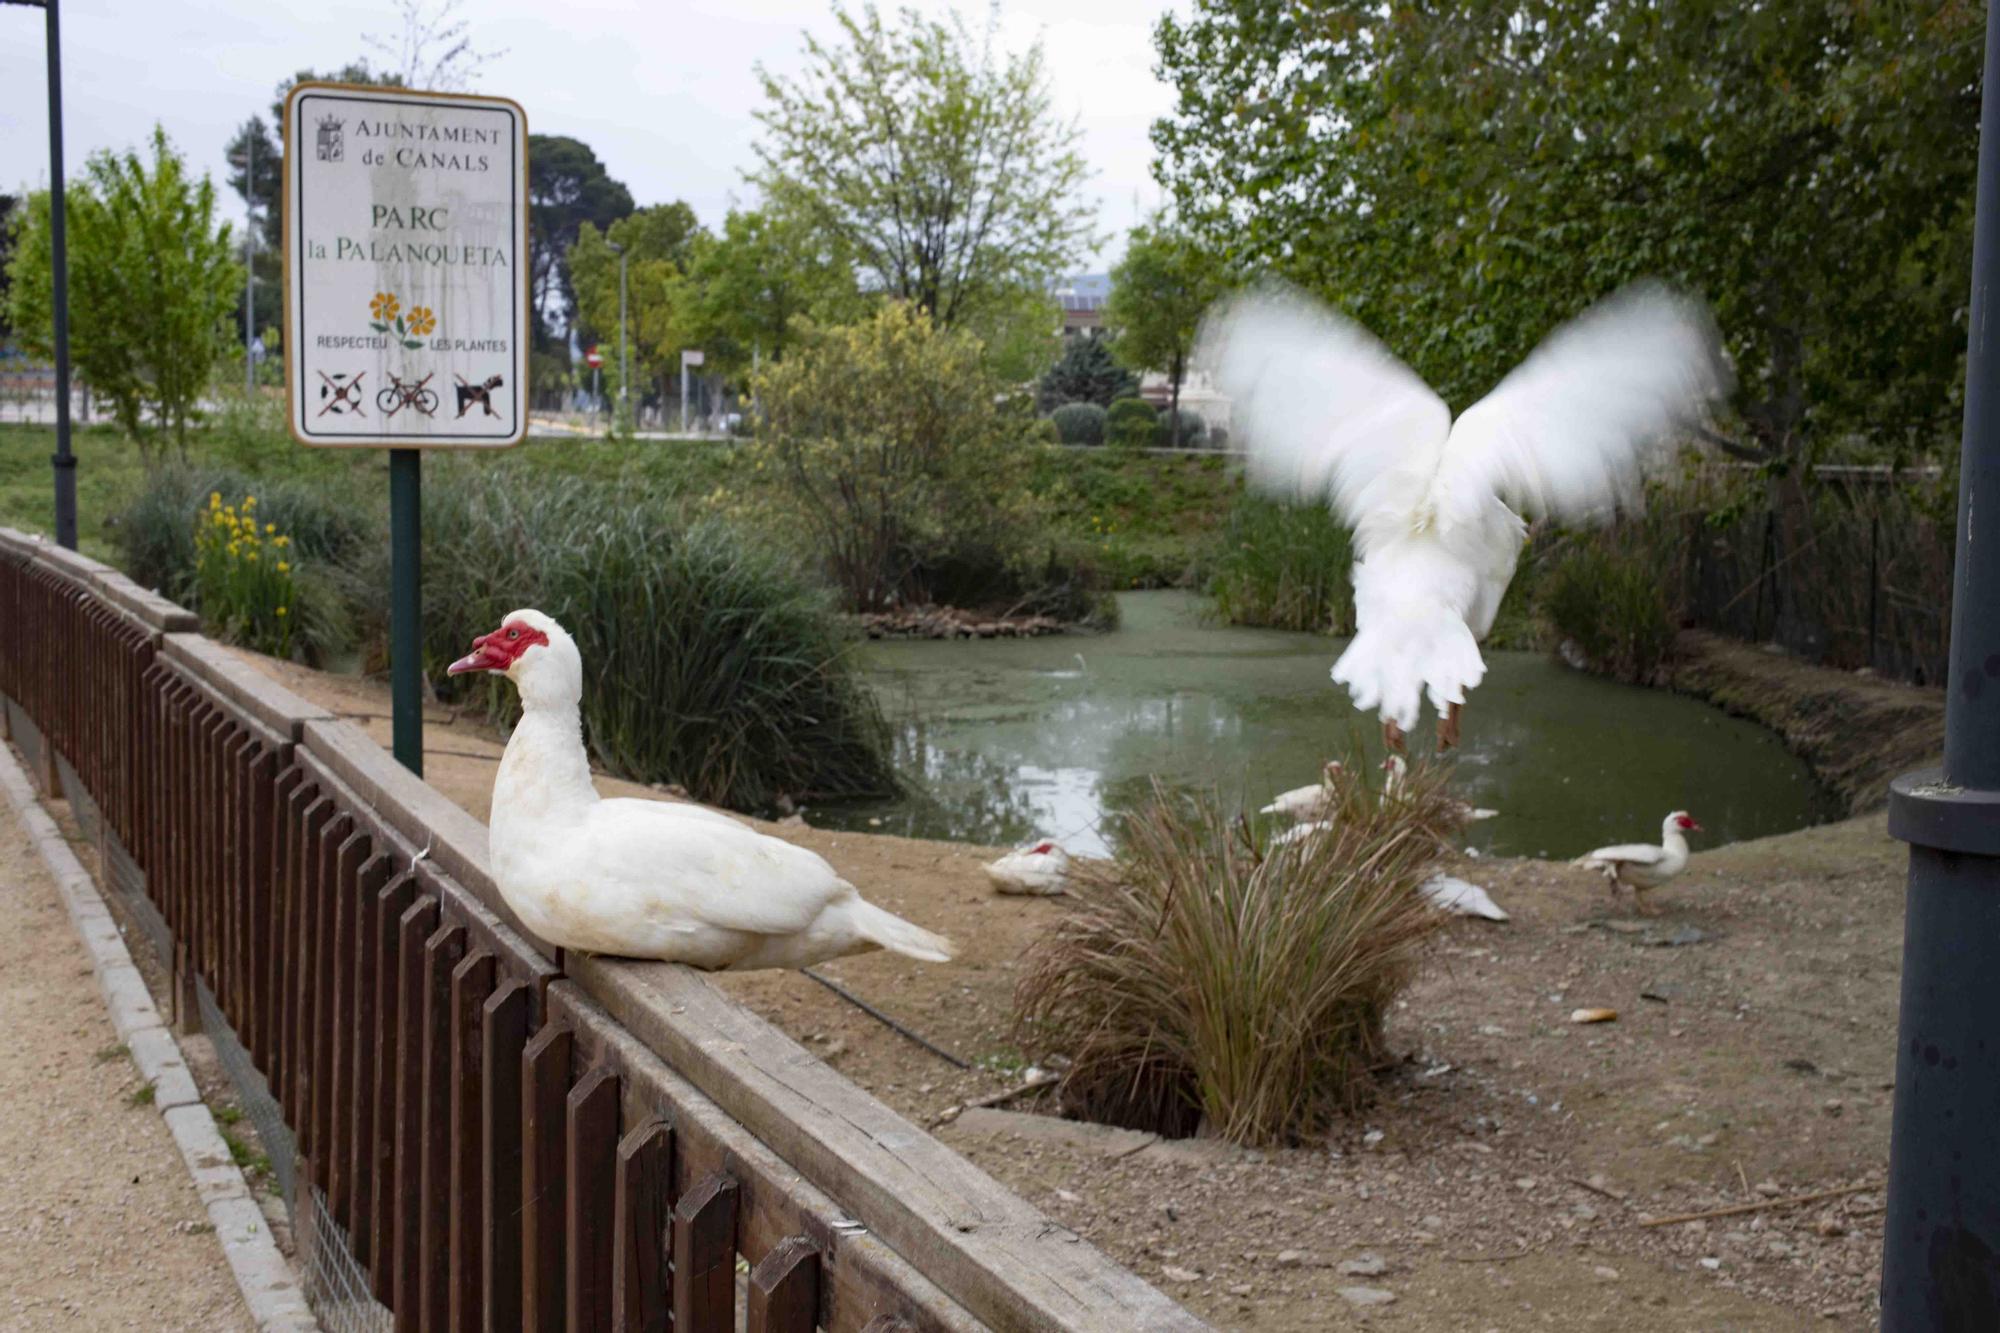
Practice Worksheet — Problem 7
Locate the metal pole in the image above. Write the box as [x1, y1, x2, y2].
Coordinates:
[680, 360, 689, 435]
[1880, 5, 2000, 1327]
[617, 248, 629, 432]
[244, 129, 256, 396]
[388, 449, 423, 777]
[44, 0, 76, 550]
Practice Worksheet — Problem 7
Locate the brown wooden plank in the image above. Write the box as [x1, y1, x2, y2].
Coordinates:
[262, 765, 304, 1081]
[420, 922, 468, 1333]
[318, 823, 364, 1199]
[369, 872, 418, 1305]
[448, 950, 497, 1333]
[244, 746, 278, 1066]
[747, 1237, 821, 1333]
[521, 1023, 574, 1333]
[335, 849, 392, 1239]
[481, 980, 531, 1333]
[287, 792, 332, 1132]
[671, 1172, 740, 1333]
[566, 1066, 621, 1333]
[611, 1119, 672, 1333]
[391, 894, 440, 1332]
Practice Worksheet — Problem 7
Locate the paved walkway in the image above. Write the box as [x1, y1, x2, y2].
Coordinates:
[0, 801, 253, 1330]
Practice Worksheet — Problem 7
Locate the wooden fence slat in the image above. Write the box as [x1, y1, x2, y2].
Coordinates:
[288, 793, 332, 1134]
[481, 981, 531, 1333]
[335, 849, 392, 1240]
[566, 1066, 621, 1333]
[317, 824, 363, 1197]
[672, 1173, 740, 1333]
[420, 921, 469, 1333]
[369, 872, 417, 1305]
[391, 895, 440, 1332]
[522, 1023, 574, 1333]
[450, 949, 497, 1333]
[612, 1119, 673, 1333]
[263, 766, 305, 1082]
[747, 1237, 822, 1333]
[245, 747, 278, 1066]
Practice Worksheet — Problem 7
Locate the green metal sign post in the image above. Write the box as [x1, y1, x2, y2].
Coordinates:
[280, 83, 530, 778]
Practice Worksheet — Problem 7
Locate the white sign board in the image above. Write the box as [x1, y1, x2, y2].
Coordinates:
[283, 83, 529, 448]
[681, 349, 705, 367]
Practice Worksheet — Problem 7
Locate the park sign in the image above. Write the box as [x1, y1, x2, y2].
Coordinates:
[283, 82, 528, 447]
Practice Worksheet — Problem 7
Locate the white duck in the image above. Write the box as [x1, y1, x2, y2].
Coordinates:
[1260, 760, 1345, 822]
[1381, 755, 1498, 826]
[1201, 280, 1728, 750]
[1419, 874, 1510, 922]
[449, 610, 954, 970]
[983, 840, 1070, 896]
[1574, 811, 1703, 914]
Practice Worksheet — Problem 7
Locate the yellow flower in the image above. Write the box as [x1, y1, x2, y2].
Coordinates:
[265, 523, 276, 534]
[227, 541, 240, 556]
[276, 561, 290, 573]
[243, 495, 257, 508]
[208, 492, 221, 509]
[405, 305, 436, 337]
[274, 535, 290, 549]
[246, 552, 258, 563]
[275, 606, 288, 617]
[370, 292, 399, 322]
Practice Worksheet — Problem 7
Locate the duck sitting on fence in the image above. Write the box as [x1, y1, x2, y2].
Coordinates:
[448, 609, 954, 970]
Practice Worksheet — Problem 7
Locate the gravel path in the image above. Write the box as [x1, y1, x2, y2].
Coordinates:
[0, 807, 253, 1331]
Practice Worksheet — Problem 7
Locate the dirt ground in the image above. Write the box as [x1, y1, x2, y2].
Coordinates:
[0, 792, 255, 1331]
[236, 646, 1908, 1330]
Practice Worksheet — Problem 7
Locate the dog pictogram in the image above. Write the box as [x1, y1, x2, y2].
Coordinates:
[454, 374, 505, 419]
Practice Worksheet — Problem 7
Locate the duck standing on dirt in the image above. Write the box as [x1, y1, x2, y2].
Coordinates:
[1574, 811, 1702, 914]
[1200, 280, 1729, 753]
[448, 609, 954, 970]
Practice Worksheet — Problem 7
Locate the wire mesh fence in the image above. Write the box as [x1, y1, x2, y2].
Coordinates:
[296, 1179, 394, 1333]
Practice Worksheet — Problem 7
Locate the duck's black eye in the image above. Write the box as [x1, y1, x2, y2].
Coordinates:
[507, 628, 520, 639]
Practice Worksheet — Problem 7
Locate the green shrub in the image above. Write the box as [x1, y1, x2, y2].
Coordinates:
[1036, 334, 1139, 410]
[1027, 416, 1061, 445]
[420, 465, 895, 812]
[1105, 398, 1157, 449]
[1535, 538, 1678, 682]
[1207, 493, 1355, 632]
[1049, 402, 1106, 446]
[1155, 408, 1207, 449]
[114, 463, 362, 662]
[1012, 761, 1455, 1145]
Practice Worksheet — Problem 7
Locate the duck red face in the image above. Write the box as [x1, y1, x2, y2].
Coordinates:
[1675, 813, 1704, 832]
[447, 618, 549, 676]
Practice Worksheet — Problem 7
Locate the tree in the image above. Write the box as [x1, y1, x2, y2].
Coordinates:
[0, 194, 16, 338]
[1104, 218, 1226, 445]
[568, 203, 705, 409]
[1151, 0, 1981, 463]
[672, 205, 867, 384]
[529, 135, 634, 349]
[752, 2, 1095, 328]
[364, 0, 503, 90]
[4, 128, 240, 456]
[229, 65, 403, 253]
[749, 302, 1038, 611]
[1037, 335, 1137, 412]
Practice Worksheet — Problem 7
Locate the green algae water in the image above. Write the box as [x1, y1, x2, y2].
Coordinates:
[809, 591, 1839, 859]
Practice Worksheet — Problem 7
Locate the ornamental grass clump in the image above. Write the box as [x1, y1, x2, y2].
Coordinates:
[1207, 492, 1356, 633]
[1013, 759, 1458, 1146]
[193, 492, 298, 657]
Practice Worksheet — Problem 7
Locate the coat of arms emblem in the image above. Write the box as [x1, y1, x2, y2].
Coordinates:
[315, 115, 344, 163]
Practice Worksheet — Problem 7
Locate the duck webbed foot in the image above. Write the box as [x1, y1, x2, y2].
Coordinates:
[1382, 718, 1407, 754]
[1437, 701, 1463, 750]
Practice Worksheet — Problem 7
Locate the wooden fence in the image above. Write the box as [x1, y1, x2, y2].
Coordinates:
[0, 526, 1202, 1333]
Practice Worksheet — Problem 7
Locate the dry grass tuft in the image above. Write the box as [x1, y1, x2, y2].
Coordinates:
[1013, 759, 1461, 1145]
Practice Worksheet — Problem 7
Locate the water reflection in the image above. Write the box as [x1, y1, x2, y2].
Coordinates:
[811, 591, 1840, 859]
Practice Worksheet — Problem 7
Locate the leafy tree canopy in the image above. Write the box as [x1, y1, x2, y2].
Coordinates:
[1104, 216, 1227, 444]
[530, 134, 635, 350]
[671, 205, 868, 384]
[5, 127, 240, 455]
[569, 202, 706, 401]
[1152, 0, 1982, 461]
[752, 2, 1096, 328]
[1038, 334, 1138, 412]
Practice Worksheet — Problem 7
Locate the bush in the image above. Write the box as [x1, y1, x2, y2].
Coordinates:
[1026, 416, 1061, 445]
[1105, 398, 1156, 449]
[1049, 402, 1106, 446]
[1535, 538, 1678, 683]
[749, 303, 1047, 612]
[1207, 493, 1356, 632]
[1013, 762, 1455, 1145]
[420, 465, 896, 812]
[1154, 408, 1207, 449]
[193, 492, 301, 657]
[115, 463, 363, 663]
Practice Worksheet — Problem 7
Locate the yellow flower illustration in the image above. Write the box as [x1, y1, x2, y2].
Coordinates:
[405, 305, 437, 337]
[370, 292, 400, 322]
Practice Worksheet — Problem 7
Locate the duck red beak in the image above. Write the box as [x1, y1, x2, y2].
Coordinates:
[447, 631, 507, 676]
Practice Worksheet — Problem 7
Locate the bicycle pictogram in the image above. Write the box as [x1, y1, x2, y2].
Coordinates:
[377, 372, 439, 419]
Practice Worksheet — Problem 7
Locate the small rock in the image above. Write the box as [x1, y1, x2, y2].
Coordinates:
[1515, 1176, 1538, 1191]
[1361, 1129, 1385, 1149]
[1755, 1180, 1783, 1198]
[1816, 1216, 1847, 1238]
[1823, 1098, 1845, 1117]
[1275, 1249, 1306, 1268]
[1696, 1131, 1721, 1148]
[1339, 1254, 1388, 1277]
[1227, 1283, 1253, 1297]
[1593, 1266, 1621, 1281]
[1055, 1189, 1080, 1204]
[1339, 1286, 1398, 1308]
[1699, 1257, 1723, 1271]
[1570, 1007, 1618, 1024]
[1162, 1265, 1201, 1283]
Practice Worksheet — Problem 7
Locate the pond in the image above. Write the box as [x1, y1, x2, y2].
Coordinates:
[808, 591, 1839, 860]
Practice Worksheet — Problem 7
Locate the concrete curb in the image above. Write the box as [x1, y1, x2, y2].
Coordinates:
[0, 738, 319, 1332]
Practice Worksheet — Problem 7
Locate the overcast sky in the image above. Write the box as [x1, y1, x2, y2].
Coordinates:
[0, 0, 1180, 271]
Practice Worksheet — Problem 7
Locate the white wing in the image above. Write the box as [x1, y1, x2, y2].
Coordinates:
[1198, 280, 1452, 536]
[1420, 873, 1510, 922]
[1576, 842, 1667, 867]
[1432, 283, 1730, 532]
